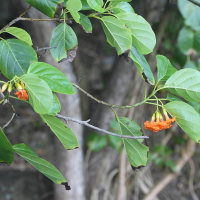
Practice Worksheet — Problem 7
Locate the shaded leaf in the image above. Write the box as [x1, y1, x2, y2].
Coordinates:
[13, 143, 67, 184]
[25, 0, 63, 18]
[48, 92, 61, 116]
[118, 117, 149, 168]
[41, 114, 79, 149]
[183, 61, 197, 70]
[166, 93, 182, 102]
[101, 16, 132, 56]
[50, 23, 78, 63]
[0, 39, 37, 80]
[79, 12, 92, 33]
[4, 27, 32, 46]
[157, 55, 177, 82]
[0, 128, 14, 165]
[27, 62, 75, 95]
[87, 0, 104, 12]
[81, 0, 92, 10]
[21, 74, 53, 114]
[130, 42, 155, 85]
[164, 69, 200, 102]
[164, 101, 200, 143]
[116, 12, 156, 55]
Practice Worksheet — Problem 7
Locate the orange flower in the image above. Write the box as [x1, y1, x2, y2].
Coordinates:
[15, 89, 29, 100]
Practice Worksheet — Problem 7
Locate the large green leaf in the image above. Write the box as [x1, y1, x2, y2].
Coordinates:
[25, 0, 63, 18]
[178, 0, 200, 31]
[50, 23, 78, 63]
[0, 39, 37, 80]
[118, 117, 149, 168]
[0, 128, 14, 165]
[109, 2, 134, 14]
[48, 92, 61, 116]
[164, 69, 200, 102]
[116, 12, 156, 55]
[164, 101, 200, 143]
[166, 93, 182, 102]
[66, 0, 82, 23]
[87, 0, 104, 13]
[21, 74, 53, 114]
[13, 143, 67, 184]
[3, 27, 32, 46]
[101, 16, 132, 57]
[79, 12, 92, 32]
[40, 114, 79, 150]
[157, 55, 177, 82]
[130, 42, 155, 85]
[27, 62, 75, 95]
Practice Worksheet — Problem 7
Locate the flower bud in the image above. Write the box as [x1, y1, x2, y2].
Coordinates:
[151, 113, 155, 121]
[162, 108, 169, 120]
[159, 113, 163, 121]
[1, 82, 8, 92]
[20, 81, 25, 89]
[8, 83, 12, 92]
[15, 83, 22, 91]
[156, 111, 160, 122]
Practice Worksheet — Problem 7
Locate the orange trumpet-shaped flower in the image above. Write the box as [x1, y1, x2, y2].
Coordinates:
[15, 89, 29, 100]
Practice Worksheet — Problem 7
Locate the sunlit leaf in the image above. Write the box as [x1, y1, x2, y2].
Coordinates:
[109, 2, 134, 14]
[87, 0, 104, 12]
[48, 92, 61, 116]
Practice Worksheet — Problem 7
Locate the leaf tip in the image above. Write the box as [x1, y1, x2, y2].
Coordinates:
[61, 182, 71, 190]
[142, 72, 154, 85]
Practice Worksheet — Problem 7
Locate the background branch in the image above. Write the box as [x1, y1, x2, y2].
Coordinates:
[56, 114, 149, 139]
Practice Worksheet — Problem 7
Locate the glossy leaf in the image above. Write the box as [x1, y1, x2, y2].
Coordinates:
[164, 69, 200, 102]
[27, 62, 75, 95]
[116, 12, 156, 55]
[0, 128, 14, 165]
[13, 143, 67, 184]
[118, 117, 149, 168]
[4, 27, 32, 46]
[166, 93, 182, 102]
[40, 114, 79, 150]
[164, 101, 200, 143]
[25, 0, 63, 18]
[109, 2, 134, 14]
[101, 16, 132, 56]
[130, 42, 155, 85]
[87, 0, 104, 13]
[79, 12, 92, 32]
[87, 133, 107, 152]
[0, 39, 37, 80]
[50, 23, 78, 63]
[70, 11, 80, 23]
[178, 0, 200, 31]
[21, 74, 53, 114]
[48, 92, 61, 116]
[157, 55, 177, 82]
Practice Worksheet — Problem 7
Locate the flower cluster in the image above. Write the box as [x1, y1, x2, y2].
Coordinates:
[144, 108, 176, 132]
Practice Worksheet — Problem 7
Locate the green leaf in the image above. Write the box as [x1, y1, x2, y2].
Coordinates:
[177, 26, 194, 55]
[66, 0, 82, 11]
[0, 128, 14, 165]
[193, 32, 200, 52]
[116, 12, 156, 55]
[0, 39, 37, 80]
[27, 62, 75, 95]
[157, 55, 177, 82]
[21, 74, 53, 114]
[50, 23, 78, 63]
[188, 102, 200, 113]
[154, 145, 172, 156]
[48, 92, 61, 116]
[70, 11, 80, 23]
[118, 117, 149, 168]
[40, 114, 79, 149]
[101, 16, 132, 56]
[13, 143, 66, 184]
[164, 101, 200, 143]
[79, 12, 92, 32]
[164, 69, 200, 102]
[166, 93, 182, 102]
[108, 0, 132, 2]
[4, 27, 32, 46]
[178, 0, 200, 31]
[109, 2, 134, 14]
[81, 0, 92, 10]
[183, 61, 197, 70]
[87, 0, 104, 13]
[130, 42, 155, 85]
[87, 133, 107, 152]
[25, 0, 63, 18]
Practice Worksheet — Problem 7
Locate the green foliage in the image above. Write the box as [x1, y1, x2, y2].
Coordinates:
[40, 115, 79, 150]
[66, 0, 82, 23]
[0, 39, 37, 79]
[0, 128, 14, 165]
[13, 143, 67, 184]
[109, 2, 135, 14]
[79, 13, 93, 32]
[48, 92, 61, 116]
[87, 0, 104, 13]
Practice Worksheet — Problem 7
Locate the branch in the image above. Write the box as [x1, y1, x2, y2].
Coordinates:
[35, 46, 57, 52]
[56, 114, 149, 140]
[187, 0, 200, 6]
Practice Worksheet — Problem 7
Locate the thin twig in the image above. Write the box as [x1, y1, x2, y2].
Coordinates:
[2, 112, 15, 130]
[19, 5, 32, 17]
[35, 46, 56, 52]
[56, 114, 149, 139]
[187, 0, 200, 6]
